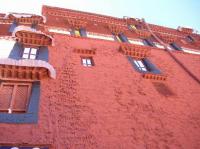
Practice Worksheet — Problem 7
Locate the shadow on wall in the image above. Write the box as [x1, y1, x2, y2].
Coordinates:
[153, 82, 175, 97]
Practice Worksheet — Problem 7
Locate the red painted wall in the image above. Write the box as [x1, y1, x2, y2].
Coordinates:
[0, 5, 200, 149]
[1, 35, 200, 149]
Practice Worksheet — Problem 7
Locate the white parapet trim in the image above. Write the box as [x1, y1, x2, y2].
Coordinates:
[48, 28, 71, 35]
[182, 47, 200, 55]
[153, 42, 165, 49]
[128, 38, 145, 46]
[87, 32, 115, 41]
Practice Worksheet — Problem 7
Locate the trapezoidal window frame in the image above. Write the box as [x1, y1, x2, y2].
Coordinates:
[0, 81, 32, 114]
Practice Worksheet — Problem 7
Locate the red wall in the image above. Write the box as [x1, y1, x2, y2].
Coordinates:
[1, 34, 200, 149]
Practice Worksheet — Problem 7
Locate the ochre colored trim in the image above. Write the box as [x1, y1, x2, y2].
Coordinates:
[73, 48, 96, 55]
[143, 73, 167, 81]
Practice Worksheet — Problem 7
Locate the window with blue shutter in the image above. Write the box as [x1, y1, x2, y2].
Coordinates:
[71, 28, 87, 37]
[186, 35, 195, 42]
[0, 81, 40, 123]
[170, 42, 182, 51]
[127, 56, 161, 74]
[115, 33, 129, 43]
[79, 28, 87, 37]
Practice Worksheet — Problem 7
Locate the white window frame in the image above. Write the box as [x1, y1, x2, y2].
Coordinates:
[134, 60, 147, 72]
[81, 57, 93, 67]
[22, 47, 38, 60]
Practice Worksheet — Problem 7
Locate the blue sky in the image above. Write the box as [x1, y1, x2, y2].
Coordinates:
[0, 0, 199, 32]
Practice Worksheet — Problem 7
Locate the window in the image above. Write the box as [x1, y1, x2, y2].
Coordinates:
[133, 60, 147, 72]
[129, 24, 137, 30]
[0, 82, 40, 123]
[74, 29, 81, 37]
[170, 42, 182, 51]
[81, 57, 94, 67]
[22, 47, 38, 59]
[0, 82, 32, 113]
[128, 56, 161, 74]
[186, 35, 195, 42]
[72, 28, 87, 37]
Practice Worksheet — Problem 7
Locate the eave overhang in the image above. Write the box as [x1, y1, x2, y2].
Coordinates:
[6, 13, 45, 24]
[143, 73, 167, 81]
[12, 26, 53, 46]
[119, 43, 151, 59]
[0, 58, 56, 81]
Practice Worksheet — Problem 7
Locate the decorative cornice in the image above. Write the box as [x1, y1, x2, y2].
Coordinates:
[5, 13, 45, 24]
[108, 24, 125, 35]
[119, 43, 151, 59]
[0, 58, 56, 80]
[73, 48, 96, 55]
[143, 73, 167, 81]
[12, 26, 53, 46]
[67, 18, 87, 29]
[42, 5, 126, 27]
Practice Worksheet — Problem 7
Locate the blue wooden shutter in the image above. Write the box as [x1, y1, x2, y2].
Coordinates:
[8, 42, 23, 60]
[118, 33, 129, 42]
[37, 46, 49, 62]
[79, 28, 87, 37]
[143, 58, 161, 74]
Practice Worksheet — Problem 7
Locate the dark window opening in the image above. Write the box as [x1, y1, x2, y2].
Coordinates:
[186, 35, 195, 43]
